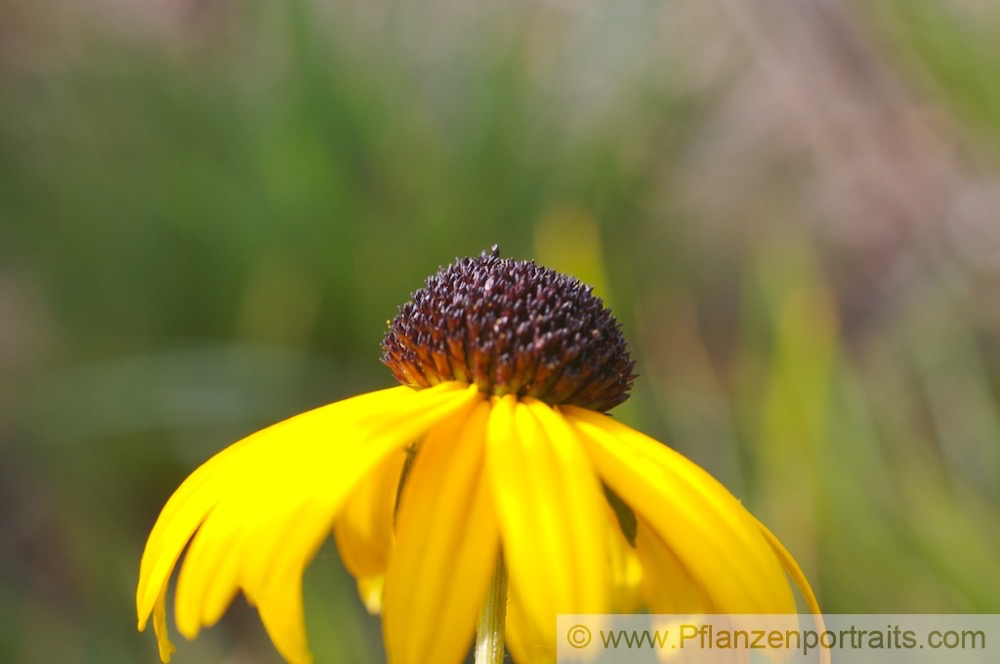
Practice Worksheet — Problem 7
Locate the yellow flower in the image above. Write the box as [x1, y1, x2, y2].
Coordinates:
[137, 249, 818, 664]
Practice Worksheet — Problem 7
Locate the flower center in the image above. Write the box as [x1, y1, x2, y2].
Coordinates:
[381, 248, 635, 411]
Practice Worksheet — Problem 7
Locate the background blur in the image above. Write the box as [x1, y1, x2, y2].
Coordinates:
[2, 0, 1000, 662]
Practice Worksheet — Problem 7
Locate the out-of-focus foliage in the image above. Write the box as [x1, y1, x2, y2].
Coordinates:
[2, 0, 999, 662]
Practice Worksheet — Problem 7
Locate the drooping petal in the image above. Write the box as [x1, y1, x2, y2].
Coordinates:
[605, 504, 644, 614]
[754, 515, 823, 616]
[504, 589, 554, 664]
[151, 584, 175, 663]
[333, 447, 408, 612]
[756, 537, 828, 664]
[486, 397, 611, 647]
[137, 381, 479, 664]
[565, 406, 797, 614]
[525, 400, 613, 608]
[138, 385, 423, 623]
[356, 575, 385, 615]
[502, 500, 638, 664]
[633, 517, 713, 614]
[382, 399, 498, 664]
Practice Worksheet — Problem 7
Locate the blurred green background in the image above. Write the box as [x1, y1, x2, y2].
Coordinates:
[2, 0, 999, 662]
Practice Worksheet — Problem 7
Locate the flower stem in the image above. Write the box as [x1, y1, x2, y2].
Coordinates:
[474, 552, 508, 664]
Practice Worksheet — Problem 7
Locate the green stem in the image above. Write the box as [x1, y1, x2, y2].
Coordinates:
[474, 552, 508, 664]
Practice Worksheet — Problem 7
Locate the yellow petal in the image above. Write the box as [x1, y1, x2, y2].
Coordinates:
[486, 397, 611, 645]
[138, 385, 423, 622]
[137, 429, 252, 629]
[754, 515, 823, 616]
[565, 406, 796, 614]
[633, 517, 713, 614]
[605, 503, 644, 613]
[152, 584, 176, 663]
[355, 574, 385, 614]
[333, 447, 408, 598]
[504, 589, 554, 664]
[382, 399, 498, 664]
[137, 382, 478, 664]
[503, 516, 636, 664]
[334, 449, 407, 579]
